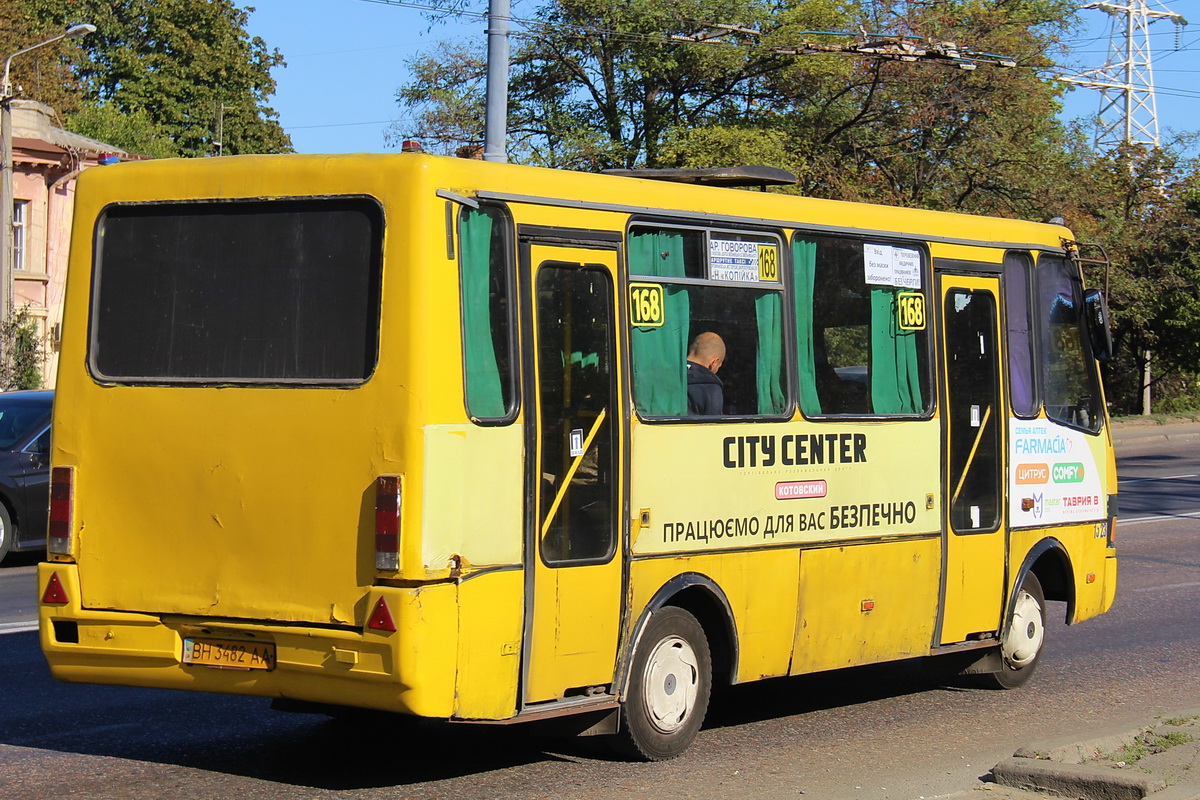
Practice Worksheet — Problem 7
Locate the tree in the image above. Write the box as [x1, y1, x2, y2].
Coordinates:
[1064, 142, 1200, 414]
[398, 0, 1200, 412]
[21, 0, 292, 156]
[63, 100, 179, 158]
[757, 0, 1083, 217]
[0, 0, 88, 114]
[398, 0, 849, 169]
[393, 40, 487, 154]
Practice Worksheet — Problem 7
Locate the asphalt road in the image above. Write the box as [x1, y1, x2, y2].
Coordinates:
[0, 433, 1197, 800]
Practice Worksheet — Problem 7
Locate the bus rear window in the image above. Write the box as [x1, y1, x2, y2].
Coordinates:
[90, 198, 384, 385]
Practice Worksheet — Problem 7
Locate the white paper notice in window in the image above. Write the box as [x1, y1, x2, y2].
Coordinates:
[708, 239, 760, 282]
[863, 244, 922, 289]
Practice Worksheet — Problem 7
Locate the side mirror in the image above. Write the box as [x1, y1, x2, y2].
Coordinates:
[1083, 288, 1113, 362]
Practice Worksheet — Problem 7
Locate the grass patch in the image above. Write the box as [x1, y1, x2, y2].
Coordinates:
[1106, 731, 1196, 766]
[1163, 715, 1200, 727]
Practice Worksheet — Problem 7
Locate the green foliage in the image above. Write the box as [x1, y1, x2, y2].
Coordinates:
[0, 308, 44, 391]
[1104, 730, 1195, 767]
[1064, 142, 1200, 413]
[0, 0, 87, 114]
[775, 0, 1081, 216]
[391, 40, 487, 154]
[63, 101, 179, 159]
[399, 0, 851, 168]
[396, 0, 1200, 411]
[20, 0, 292, 157]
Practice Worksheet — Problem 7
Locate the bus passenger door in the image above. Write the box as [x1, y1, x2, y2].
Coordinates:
[521, 240, 624, 706]
[938, 273, 1006, 644]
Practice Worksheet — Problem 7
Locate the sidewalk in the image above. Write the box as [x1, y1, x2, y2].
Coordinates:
[939, 417, 1200, 799]
[941, 712, 1200, 800]
[1110, 416, 1200, 451]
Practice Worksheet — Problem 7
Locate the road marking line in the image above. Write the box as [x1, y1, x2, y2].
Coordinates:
[1128, 582, 1200, 592]
[0, 620, 37, 634]
[1118, 511, 1200, 526]
[1119, 473, 1200, 484]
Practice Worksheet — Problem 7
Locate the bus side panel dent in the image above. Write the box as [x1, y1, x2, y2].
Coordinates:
[454, 569, 523, 719]
[421, 424, 524, 573]
[1009, 528, 1112, 625]
[793, 538, 940, 674]
[40, 563, 461, 718]
[391, 583, 458, 717]
[1100, 554, 1118, 616]
[628, 551, 797, 685]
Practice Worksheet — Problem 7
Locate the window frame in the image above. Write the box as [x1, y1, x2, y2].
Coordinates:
[1034, 252, 1104, 434]
[626, 219, 792, 423]
[457, 201, 519, 425]
[87, 196, 386, 388]
[1004, 251, 1040, 419]
[12, 199, 28, 272]
[792, 230, 934, 421]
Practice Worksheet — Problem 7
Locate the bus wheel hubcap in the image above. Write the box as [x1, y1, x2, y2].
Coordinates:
[1003, 589, 1043, 668]
[644, 635, 699, 734]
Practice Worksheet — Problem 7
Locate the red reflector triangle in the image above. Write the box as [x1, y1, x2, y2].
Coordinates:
[368, 597, 396, 632]
[42, 572, 68, 604]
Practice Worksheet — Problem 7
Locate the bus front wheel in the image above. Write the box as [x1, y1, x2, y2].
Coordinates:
[977, 572, 1046, 690]
[614, 606, 712, 761]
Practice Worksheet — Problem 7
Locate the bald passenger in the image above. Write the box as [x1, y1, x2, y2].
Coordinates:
[686, 332, 726, 415]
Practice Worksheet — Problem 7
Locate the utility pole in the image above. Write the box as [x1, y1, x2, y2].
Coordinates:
[483, 0, 510, 162]
[213, 102, 234, 156]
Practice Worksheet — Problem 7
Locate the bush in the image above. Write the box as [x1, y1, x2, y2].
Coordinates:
[0, 308, 44, 390]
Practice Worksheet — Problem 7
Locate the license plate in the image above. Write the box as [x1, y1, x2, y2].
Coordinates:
[182, 637, 275, 670]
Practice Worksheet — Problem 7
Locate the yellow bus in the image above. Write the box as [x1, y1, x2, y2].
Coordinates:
[39, 154, 1117, 760]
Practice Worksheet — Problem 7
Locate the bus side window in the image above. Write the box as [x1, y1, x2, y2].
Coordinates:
[1037, 255, 1101, 432]
[794, 235, 929, 417]
[459, 205, 515, 421]
[628, 226, 787, 419]
[1005, 251, 1038, 417]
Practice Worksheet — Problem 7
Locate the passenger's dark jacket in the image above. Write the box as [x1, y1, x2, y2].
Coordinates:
[686, 361, 724, 415]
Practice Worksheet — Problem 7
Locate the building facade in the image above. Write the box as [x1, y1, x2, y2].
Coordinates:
[9, 99, 127, 388]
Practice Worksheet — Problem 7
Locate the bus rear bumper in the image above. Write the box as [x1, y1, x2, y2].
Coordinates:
[37, 562, 457, 718]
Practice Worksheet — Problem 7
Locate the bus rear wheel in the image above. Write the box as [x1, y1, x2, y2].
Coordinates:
[613, 606, 711, 761]
[976, 572, 1046, 690]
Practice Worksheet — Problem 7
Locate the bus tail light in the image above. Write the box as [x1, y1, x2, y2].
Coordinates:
[375, 475, 401, 571]
[48, 466, 75, 556]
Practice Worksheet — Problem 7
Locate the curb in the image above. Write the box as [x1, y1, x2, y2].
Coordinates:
[1111, 422, 1200, 450]
[990, 711, 1200, 800]
[992, 756, 1161, 799]
[1011, 722, 1152, 764]
[1115, 431, 1200, 449]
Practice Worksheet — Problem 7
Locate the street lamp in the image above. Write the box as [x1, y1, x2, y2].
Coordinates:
[0, 23, 96, 319]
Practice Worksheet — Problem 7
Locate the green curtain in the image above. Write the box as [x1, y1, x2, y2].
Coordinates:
[869, 287, 922, 414]
[460, 208, 506, 418]
[792, 238, 821, 414]
[629, 231, 689, 415]
[755, 292, 785, 414]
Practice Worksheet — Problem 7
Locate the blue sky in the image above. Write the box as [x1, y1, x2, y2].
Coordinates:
[244, 0, 1200, 155]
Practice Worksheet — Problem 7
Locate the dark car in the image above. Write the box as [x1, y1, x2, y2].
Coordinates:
[0, 390, 52, 564]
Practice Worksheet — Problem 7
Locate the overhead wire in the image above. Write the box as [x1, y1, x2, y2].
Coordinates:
[345, 0, 1199, 130]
